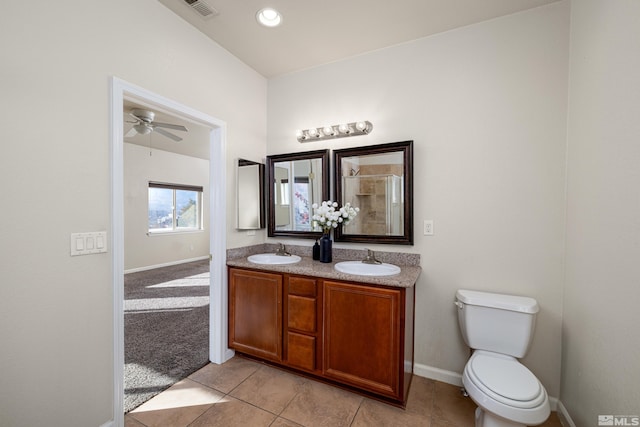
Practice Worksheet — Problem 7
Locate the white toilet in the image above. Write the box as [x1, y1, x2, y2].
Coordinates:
[455, 289, 550, 427]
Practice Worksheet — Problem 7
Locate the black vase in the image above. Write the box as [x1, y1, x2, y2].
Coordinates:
[319, 233, 332, 263]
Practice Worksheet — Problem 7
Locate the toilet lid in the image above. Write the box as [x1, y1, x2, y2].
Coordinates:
[468, 354, 542, 403]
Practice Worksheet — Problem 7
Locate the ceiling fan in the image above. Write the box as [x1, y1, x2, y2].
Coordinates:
[125, 108, 188, 142]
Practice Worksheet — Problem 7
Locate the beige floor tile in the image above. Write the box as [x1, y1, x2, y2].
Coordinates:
[125, 359, 564, 427]
[128, 378, 224, 427]
[431, 418, 460, 427]
[405, 375, 435, 417]
[188, 356, 260, 394]
[541, 412, 564, 426]
[432, 409, 564, 427]
[279, 380, 363, 427]
[230, 364, 306, 414]
[269, 417, 305, 427]
[351, 397, 430, 427]
[432, 381, 476, 426]
[189, 395, 276, 427]
[124, 415, 146, 427]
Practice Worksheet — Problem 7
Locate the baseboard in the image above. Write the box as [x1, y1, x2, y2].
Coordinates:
[99, 420, 114, 427]
[556, 400, 577, 427]
[124, 256, 209, 274]
[412, 362, 559, 412]
[413, 362, 463, 387]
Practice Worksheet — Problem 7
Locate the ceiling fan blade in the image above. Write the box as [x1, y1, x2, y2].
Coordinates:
[129, 112, 144, 121]
[125, 127, 138, 138]
[152, 122, 188, 132]
[154, 127, 183, 142]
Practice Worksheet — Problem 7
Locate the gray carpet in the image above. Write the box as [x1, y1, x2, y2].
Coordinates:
[124, 260, 210, 413]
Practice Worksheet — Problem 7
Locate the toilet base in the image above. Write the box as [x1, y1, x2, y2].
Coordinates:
[476, 407, 527, 427]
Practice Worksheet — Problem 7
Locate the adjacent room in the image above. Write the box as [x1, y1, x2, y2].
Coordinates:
[122, 102, 212, 412]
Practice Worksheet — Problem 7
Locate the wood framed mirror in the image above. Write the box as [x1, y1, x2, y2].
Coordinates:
[267, 149, 329, 239]
[333, 141, 413, 245]
[236, 158, 265, 230]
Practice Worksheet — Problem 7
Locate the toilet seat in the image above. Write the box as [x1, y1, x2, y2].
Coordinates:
[463, 351, 550, 425]
[467, 352, 545, 408]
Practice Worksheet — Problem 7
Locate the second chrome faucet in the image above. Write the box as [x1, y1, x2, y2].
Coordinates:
[275, 243, 291, 256]
[362, 249, 382, 264]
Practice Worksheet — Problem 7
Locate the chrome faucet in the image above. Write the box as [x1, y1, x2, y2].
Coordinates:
[362, 249, 382, 265]
[275, 243, 291, 256]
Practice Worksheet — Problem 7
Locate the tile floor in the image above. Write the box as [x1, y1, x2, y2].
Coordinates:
[125, 356, 564, 427]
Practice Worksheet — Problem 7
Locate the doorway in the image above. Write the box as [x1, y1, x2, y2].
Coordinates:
[110, 77, 232, 426]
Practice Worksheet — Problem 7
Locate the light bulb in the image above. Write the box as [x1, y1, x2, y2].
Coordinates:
[338, 124, 350, 134]
[356, 121, 367, 131]
[308, 128, 319, 137]
[323, 126, 335, 136]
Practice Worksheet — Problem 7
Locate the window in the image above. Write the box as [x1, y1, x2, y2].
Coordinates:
[148, 182, 203, 233]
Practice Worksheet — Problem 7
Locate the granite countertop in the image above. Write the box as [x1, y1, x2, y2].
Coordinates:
[226, 244, 421, 289]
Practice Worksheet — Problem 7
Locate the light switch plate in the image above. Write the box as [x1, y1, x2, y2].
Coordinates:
[70, 231, 108, 256]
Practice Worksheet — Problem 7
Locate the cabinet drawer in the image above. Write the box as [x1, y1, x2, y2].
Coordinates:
[288, 276, 316, 297]
[287, 332, 316, 371]
[288, 295, 316, 333]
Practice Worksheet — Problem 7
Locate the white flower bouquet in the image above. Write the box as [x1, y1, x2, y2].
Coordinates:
[312, 200, 359, 234]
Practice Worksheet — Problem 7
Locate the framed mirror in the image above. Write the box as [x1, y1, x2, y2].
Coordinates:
[334, 141, 413, 245]
[236, 158, 266, 229]
[267, 149, 329, 238]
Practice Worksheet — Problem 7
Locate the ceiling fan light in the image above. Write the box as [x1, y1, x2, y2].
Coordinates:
[133, 123, 152, 135]
[256, 8, 282, 27]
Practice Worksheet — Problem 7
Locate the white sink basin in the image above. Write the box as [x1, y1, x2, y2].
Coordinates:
[247, 253, 301, 265]
[334, 261, 401, 276]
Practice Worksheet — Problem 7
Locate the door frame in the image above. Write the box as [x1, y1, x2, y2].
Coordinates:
[110, 77, 232, 426]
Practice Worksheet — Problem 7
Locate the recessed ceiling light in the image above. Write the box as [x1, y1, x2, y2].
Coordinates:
[256, 7, 282, 28]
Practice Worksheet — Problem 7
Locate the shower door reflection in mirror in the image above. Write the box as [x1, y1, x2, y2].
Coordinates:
[334, 141, 413, 245]
[267, 150, 329, 239]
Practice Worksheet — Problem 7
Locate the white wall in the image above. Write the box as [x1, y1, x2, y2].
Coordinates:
[5, 1, 637, 425]
[124, 143, 210, 271]
[0, 1, 266, 426]
[268, 2, 569, 398]
[562, 0, 640, 423]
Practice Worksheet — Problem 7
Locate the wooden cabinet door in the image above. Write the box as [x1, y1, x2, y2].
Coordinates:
[323, 280, 401, 399]
[229, 268, 282, 362]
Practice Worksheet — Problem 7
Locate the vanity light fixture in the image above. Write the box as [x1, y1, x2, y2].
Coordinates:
[297, 121, 373, 143]
[256, 7, 282, 27]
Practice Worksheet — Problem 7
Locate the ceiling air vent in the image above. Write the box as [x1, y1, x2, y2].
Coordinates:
[183, 0, 219, 19]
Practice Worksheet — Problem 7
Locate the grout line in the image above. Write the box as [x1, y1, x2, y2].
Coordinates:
[278, 386, 302, 417]
[222, 364, 303, 421]
[349, 401, 364, 426]
[186, 402, 218, 427]
[226, 363, 262, 395]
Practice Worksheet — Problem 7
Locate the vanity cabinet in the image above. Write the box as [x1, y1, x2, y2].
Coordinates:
[323, 281, 404, 400]
[228, 268, 282, 362]
[227, 266, 414, 406]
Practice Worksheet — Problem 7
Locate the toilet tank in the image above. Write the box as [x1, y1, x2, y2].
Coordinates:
[455, 289, 539, 358]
